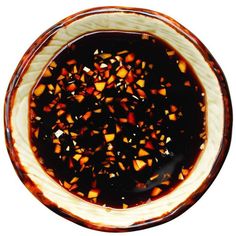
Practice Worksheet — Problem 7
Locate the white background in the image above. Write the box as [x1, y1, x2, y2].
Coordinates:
[0, 0, 235, 235]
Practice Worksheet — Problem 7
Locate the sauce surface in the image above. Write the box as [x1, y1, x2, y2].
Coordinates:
[29, 32, 206, 208]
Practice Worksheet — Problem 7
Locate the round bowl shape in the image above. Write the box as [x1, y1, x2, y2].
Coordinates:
[4, 7, 232, 232]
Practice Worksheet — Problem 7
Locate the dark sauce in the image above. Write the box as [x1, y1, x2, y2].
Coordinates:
[29, 31, 206, 208]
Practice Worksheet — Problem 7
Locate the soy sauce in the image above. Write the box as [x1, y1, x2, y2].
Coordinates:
[29, 31, 206, 208]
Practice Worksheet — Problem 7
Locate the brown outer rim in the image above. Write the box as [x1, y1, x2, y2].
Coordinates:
[4, 6, 233, 232]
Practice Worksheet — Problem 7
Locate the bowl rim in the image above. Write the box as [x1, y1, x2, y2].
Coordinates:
[4, 6, 233, 232]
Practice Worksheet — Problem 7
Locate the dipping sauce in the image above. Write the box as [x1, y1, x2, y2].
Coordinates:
[29, 32, 206, 208]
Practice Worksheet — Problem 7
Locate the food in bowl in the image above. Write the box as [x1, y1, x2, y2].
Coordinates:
[5, 7, 232, 232]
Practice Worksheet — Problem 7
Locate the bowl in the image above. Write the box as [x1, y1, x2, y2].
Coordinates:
[4, 6, 232, 232]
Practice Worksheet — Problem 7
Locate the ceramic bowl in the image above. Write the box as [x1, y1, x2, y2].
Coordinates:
[4, 6, 232, 232]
